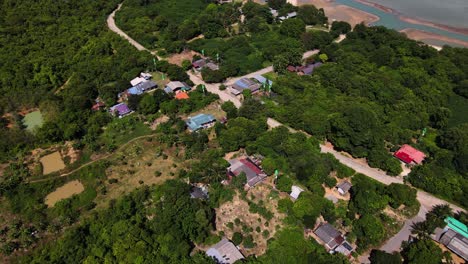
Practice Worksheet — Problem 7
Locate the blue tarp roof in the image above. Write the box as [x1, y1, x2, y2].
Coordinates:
[128, 86, 144, 95]
[253, 75, 273, 86]
[234, 78, 253, 89]
[186, 114, 216, 131]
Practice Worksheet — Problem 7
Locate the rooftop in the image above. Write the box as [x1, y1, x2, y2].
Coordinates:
[394, 144, 426, 164]
[206, 238, 244, 264]
[186, 114, 216, 132]
[110, 103, 131, 117]
[314, 223, 343, 250]
[290, 185, 304, 200]
[336, 181, 352, 193]
[228, 158, 267, 187]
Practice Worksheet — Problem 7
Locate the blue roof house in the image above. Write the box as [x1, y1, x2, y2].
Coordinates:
[186, 114, 216, 132]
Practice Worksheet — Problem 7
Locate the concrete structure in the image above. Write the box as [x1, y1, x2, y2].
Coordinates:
[290, 185, 304, 200]
[206, 238, 244, 264]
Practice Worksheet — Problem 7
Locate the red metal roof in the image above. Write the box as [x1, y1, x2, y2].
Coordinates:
[394, 144, 426, 164]
[239, 159, 263, 175]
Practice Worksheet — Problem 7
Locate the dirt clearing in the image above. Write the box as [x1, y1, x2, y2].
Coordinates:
[215, 185, 285, 256]
[40, 151, 66, 174]
[45, 180, 85, 207]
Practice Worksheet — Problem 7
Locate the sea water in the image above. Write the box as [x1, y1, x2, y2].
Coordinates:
[334, 0, 468, 44]
[368, 0, 468, 29]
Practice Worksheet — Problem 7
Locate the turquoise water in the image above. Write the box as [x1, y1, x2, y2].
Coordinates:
[368, 0, 468, 28]
[334, 0, 468, 43]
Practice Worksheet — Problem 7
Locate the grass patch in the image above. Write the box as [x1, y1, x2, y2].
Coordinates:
[99, 116, 151, 150]
[22, 111, 44, 132]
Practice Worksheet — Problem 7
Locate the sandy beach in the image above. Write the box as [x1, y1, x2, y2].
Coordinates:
[294, 0, 468, 48]
[297, 0, 379, 26]
[355, 0, 468, 36]
[401, 29, 468, 48]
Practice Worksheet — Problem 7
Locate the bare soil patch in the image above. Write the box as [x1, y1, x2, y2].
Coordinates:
[95, 138, 184, 208]
[40, 151, 66, 175]
[215, 185, 285, 257]
[45, 180, 85, 207]
[166, 50, 200, 66]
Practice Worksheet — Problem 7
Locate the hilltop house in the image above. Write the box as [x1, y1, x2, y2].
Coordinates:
[290, 185, 304, 200]
[130, 72, 153, 86]
[192, 58, 219, 71]
[164, 81, 191, 94]
[186, 114, 216, 132]
[206, 238, 244, 264]
[109, 103, 132, 118]
[336, 181, 352, 196]
[278, 12, 297, 21]
[230, 78, 261, 95]
[287, 62, 323, 75]
[314, 223, 354, 257]
[190, 185, 209, 200]
[227, 157, 267, 188]
[394, 144, 426, 165]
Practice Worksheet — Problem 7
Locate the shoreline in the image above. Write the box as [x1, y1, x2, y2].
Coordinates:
[296, 0, 468, 48]
[354, 0, 468, 36]
[400, 28, 468, 48]
[298, 0, 379, 27]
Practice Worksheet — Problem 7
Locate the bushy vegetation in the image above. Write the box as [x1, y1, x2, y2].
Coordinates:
[270, 25, 468, 205]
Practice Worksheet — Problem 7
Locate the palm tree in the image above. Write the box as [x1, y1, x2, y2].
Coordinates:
[411, 221, 430, 239]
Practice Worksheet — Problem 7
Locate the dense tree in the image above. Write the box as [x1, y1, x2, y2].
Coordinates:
[297, 5, 328, 26]
[369, 250, 402, 264]
[280, 19, 306, 38]
[401, 239, 444, 264]
[353, 214, 385, 249]
[330, 21, 351, 37]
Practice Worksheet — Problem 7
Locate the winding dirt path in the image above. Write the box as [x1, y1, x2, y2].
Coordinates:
[107, 3, 161, 59]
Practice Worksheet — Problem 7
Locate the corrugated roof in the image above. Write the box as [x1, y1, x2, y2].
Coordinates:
[186, 114, 216, 131]
[394, 144, 426, 164]
[206, 238, 244, 264]
[445, 217, 468, 239]
[337, 181, 352, 193]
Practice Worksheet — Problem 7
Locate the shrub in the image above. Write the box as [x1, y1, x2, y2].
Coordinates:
[232, 232, 243, 245]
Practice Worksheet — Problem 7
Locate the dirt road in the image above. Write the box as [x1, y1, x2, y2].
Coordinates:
[107, 4, 161, 59]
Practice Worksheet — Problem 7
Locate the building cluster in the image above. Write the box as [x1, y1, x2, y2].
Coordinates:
[432, 217, 468, 261]
[98, 72, 158, 118]
[313, 223, 354, 257]
[192, 58, 220, 72]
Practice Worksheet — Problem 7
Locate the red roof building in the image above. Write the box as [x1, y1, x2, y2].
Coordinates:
[394, 144, 426, 164]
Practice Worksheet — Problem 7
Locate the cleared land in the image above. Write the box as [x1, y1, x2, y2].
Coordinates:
[23, 111, 44, 132]
[45, 180, 85, 207]
[215, 184, 286, 256]
[40, 151, 66, 175]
